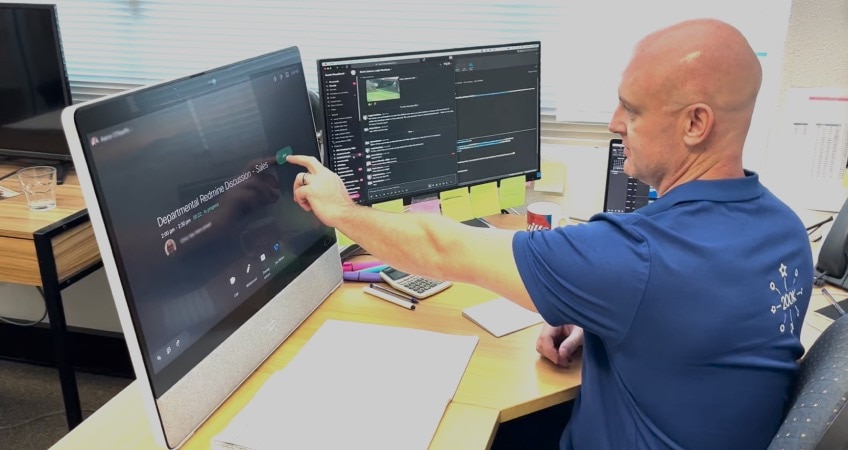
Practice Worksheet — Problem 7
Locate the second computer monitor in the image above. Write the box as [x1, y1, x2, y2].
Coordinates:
[603, 138, 657, 213]
[318, 42, 541, 205]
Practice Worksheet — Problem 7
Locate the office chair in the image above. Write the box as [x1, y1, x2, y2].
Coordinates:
[769, 314, 848, 450]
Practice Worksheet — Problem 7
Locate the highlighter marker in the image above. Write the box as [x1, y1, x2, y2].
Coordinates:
[360, 264, 389, 273]
[342, 261, 385, 272]
[343, 271, 383, 282]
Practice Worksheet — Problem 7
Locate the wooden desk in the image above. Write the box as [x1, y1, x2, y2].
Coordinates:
[52, 216, 581, 449]
[0, 164, 102, 429]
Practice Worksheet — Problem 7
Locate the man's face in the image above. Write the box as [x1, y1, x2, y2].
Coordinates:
[607, 62, 680, 190]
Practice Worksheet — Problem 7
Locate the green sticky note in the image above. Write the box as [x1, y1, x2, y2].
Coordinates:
[276, 146, 293, 165]
[372, 198, 405, 213]
[470, 182, 501, 218]
[439, 187, 474, 222]
[336, 229, 355, 247]
[499, 175, 526, 209]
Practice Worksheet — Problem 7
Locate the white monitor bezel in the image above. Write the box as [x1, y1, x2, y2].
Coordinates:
[61, 47, 342, 448]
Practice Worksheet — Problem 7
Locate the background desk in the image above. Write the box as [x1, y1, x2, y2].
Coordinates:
[0, 165, 103, 429]
[52, 221, 581, 449]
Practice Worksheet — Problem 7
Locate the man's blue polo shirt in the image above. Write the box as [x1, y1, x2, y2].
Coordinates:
[513, 172, 813, 449]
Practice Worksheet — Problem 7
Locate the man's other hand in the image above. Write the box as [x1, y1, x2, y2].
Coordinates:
[536, 323, 584, 368]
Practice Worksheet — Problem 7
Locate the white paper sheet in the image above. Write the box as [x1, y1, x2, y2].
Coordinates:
[213, 320, 478, 450]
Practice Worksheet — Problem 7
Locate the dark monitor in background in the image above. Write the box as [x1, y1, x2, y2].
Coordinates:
[317, 42, 541, 206]
[62, 46, 341, 448]
[603, 138, 656, 213]
[0, 3, 73, 177]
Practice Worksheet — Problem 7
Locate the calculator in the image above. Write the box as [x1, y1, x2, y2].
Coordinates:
[379, 266, 452, 299]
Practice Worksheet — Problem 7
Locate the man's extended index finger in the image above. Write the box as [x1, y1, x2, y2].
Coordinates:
[286, 154, 321, 172]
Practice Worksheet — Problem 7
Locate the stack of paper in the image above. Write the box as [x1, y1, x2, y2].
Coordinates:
[462, 297, 543, 337]
[213, 320, 478, 450]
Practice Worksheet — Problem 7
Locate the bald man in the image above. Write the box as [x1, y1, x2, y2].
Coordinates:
[288, 18, 812, 450]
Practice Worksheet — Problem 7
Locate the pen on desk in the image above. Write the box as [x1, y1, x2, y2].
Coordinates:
[363, 286, 415, 310]
[821, 288, 847, 316]
[342, 261, 385, 272]
[369, 283, 419, 304]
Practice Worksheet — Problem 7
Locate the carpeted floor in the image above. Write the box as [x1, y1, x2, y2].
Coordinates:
[0, 359, 132, 450]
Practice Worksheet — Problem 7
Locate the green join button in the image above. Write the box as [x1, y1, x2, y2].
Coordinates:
[276, 146, 293, 165]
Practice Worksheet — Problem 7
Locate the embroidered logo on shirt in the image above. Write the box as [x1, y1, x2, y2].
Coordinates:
[769, 263, 804, 333]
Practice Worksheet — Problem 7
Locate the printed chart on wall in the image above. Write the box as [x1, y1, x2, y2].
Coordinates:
[772, 88, 848, 212]
[550, 0, 791, 173]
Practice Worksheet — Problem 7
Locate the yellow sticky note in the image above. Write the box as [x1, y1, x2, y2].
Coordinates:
[439, 187, 474, 222]
[470, 182, 501, 218]
[534, 161, 566, 194]
[372, 198, 405, 213]
[843, 168, 848, 187]
[336, 229, 355, 247]
[499, 175, 526, 209]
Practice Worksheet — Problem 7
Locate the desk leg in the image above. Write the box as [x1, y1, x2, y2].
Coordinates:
[34, 232, 83, 430]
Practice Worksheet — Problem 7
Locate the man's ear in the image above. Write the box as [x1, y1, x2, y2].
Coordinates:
[681, 103, 713, 147]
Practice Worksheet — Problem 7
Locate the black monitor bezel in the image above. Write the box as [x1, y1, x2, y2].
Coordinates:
[0, 2, 73, 162]
[316, 41, 542, 206]
[602, 138, 624, 212]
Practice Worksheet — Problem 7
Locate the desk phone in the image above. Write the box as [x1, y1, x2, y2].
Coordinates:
[380, 267, 452, 299]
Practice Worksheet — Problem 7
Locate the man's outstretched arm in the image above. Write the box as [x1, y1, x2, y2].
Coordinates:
[287, 154, 535, 311]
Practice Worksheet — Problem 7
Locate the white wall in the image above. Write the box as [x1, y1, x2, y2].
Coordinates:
[761, 0, 848, 208]
[0, 0, 845, 331]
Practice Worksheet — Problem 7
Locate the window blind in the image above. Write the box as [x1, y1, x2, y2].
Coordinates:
[55, 2, 560, 102]
[51, 0, 789, 146]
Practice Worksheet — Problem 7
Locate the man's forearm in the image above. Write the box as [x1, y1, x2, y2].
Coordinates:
[284, 153, 532, 308]
[331, 205, 467, 281]
[329, 205, 534, 311]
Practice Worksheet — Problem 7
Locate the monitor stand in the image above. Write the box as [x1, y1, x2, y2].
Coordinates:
[339, 243, 365, 261]
[53, 161, 71, 185]
[461, 217, 494, 228]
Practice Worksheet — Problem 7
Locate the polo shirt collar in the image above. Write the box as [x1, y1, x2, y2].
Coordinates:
[637, 170, 762, 215]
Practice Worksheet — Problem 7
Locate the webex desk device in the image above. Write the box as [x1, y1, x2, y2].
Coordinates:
[62, 47, 342, 448]
[317, 42, 542, 206]
[602, 138, 656, 213]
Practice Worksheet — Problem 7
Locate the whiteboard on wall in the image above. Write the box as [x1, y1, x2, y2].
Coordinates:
[767, 88, 848, 212]
[549, 0, 792, 172]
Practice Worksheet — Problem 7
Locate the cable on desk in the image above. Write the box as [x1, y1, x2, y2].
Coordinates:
[806, 216, 834, 236]
[0, 287, 48, 327]
[0, 170, 18, 182]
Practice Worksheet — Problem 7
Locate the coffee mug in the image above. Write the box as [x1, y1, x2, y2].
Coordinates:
[526, 201, 567, 231]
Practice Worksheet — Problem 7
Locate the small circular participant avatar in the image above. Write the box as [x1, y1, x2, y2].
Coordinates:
[164, 238, 177, 256]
